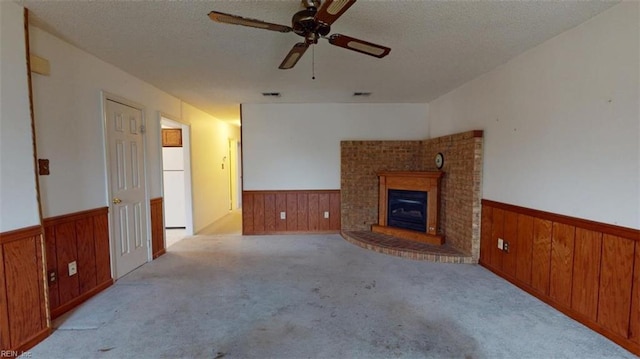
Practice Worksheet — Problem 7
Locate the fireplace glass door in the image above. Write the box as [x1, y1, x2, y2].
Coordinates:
[387, 189, 428, 232]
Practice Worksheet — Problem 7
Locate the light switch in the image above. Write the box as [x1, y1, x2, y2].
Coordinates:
[38, 159, 50, 175]
[324, 211, 330, 219]
[280, 211, 286, 220]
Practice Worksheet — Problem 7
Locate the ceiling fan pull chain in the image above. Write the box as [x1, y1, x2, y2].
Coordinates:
[312, 45, 316, 80]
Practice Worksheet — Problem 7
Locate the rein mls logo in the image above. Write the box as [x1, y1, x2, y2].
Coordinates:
[0, 350, 31, 358]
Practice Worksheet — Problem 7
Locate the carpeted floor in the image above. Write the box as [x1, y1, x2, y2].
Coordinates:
[29, 234, 634, 359]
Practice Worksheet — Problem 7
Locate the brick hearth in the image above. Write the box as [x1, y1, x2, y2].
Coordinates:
[342, 231, 473, 263]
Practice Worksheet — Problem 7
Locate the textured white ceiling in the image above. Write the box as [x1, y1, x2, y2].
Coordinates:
[22, 0, 617, 122]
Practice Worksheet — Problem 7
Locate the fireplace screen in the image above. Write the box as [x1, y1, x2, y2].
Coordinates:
[387, 189, 428, 232]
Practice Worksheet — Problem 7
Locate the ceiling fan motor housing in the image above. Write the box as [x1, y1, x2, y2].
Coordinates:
[292, 8, 331, 44]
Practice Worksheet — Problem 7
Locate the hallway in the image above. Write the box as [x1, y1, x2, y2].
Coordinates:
[30, 234, 632, 358]
[166, 210, 242, 248]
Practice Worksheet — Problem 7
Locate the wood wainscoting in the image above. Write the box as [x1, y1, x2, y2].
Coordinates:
[0, 226, 50, 353]
[43, 207, 113, 319]
[150, 197, 165, 259]
[242, 190, 340, 235]
[480, 199, 640, 356]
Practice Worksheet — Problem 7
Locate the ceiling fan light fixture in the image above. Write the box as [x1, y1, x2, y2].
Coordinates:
[347, 41, 386, 56]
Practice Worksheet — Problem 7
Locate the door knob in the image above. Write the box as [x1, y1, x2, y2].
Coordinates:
[112, 198, 122, 204]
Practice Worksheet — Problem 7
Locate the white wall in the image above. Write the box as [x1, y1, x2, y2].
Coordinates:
[242, 103, 429, 190]
[181, 102, 240, 232]
[0, 2, 41, 232]
[30, 26, 181, 218]
[428, 2, 639, 229]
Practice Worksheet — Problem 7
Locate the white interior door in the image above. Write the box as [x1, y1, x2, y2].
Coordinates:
[106, 99, 148, 278]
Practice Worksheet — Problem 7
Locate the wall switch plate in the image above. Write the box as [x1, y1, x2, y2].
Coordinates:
[68, 261, 77, 276]
[280, 211, 286, 220]
[324, 211, 330, 219]
[497, 238, 504, 250]
[38, 159, 50, 175]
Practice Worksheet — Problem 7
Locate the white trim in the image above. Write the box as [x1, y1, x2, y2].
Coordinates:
[159, 112, 194, 236]
[236, 140, 242, 208]
[101, 91, 151, 280]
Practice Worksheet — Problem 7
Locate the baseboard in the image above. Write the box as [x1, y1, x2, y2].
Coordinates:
[153, 248, 166, 259]
[8, 327, 51, 356]
[51, 279, 113, 319]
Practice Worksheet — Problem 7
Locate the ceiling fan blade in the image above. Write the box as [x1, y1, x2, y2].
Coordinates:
[208, 11, 292, 33]
[328, 34, 390, 58]
[315, 0, 357, 26]
[279, 43, 309, 69]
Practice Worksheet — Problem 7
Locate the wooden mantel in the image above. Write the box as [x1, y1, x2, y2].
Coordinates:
[372, 171, 444, 245]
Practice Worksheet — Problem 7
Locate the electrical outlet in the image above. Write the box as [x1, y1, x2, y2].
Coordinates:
[503, 241, 510, 253]
[68, 261, 77, 276]
[280, 211, 286, 220]
[324, 211, 330, 219]
[48, 270, 57, 283]
[497, 238, 504, 250]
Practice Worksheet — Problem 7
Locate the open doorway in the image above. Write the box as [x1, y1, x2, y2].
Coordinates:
[236, 140, 242, 209]
[228, 138, 242, 211]
[197, 135, 243, 235]
[160, 114, 193, 248]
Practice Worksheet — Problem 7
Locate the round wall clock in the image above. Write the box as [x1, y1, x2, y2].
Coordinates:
[435, 152, 444, 169]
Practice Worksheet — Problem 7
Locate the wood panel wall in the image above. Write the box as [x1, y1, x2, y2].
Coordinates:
[150, 197, 165, 259]
[480, 199, 640, 356]
[43, 208, 113, 319]
[242, 190, 341, 235]
[0, 226, 50, 352]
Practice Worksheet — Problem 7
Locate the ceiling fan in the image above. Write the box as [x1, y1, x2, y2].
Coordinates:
[208, 0, 391, 70]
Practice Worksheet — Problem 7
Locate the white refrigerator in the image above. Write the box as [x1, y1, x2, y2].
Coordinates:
[162, 147, 186, 228]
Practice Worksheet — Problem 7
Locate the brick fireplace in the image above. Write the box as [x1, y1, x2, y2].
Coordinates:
[340, 130, 483, 261]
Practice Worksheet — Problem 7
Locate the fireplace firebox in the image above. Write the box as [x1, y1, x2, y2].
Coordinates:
[387, 189, 427, 232]
[372, 171, 444, 245]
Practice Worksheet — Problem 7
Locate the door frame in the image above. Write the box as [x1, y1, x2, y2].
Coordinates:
[236, 140, 242, 209]
[159, 112, 194, 236]
[101, 91, 151, 279]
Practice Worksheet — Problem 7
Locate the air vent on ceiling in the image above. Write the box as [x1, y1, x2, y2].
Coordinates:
[262, 92, 281, 97]
[353, 92, 371, 97]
